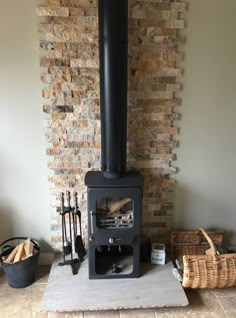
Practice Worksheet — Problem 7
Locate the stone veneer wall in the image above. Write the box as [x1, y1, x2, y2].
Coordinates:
[37, 0, 186, 248]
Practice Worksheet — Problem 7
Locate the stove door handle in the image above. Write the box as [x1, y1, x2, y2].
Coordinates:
[90, 210, 95, 235]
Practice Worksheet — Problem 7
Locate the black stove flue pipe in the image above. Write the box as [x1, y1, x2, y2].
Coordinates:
[99, 0, 128, 178]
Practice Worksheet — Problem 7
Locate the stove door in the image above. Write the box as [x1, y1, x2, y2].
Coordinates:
[87, 186, 142, 279]
[87, 187, 142, 246]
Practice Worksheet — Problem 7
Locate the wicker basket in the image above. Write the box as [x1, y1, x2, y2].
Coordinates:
[171, 228, 224, 262]
[182, 227, 236, 288]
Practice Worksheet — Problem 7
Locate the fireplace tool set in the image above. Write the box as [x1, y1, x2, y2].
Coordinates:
[59, 191, 86, 275]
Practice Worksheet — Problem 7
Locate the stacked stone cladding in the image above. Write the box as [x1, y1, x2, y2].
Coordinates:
[37, 0, 186, 248]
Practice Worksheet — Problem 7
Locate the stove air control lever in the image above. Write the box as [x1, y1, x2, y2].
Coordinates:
[109, 238, 121, 244]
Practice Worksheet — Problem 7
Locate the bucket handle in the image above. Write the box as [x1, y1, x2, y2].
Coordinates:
[2, 245, 14, 253]
[0, 237, 39, 252]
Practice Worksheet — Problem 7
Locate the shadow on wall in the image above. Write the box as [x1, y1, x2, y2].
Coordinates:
[0, 204, 14, 245]
[39, 239, 54, 253]
[174, 184, 236, 246]
[0, 204, 53, 253]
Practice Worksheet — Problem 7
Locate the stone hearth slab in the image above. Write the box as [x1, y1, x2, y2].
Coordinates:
[41, 255, 188, 312]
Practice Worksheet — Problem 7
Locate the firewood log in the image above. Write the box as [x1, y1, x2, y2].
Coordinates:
[24, 238, 33, 258]
[109, 198, 132, 214]
[13, 243, 25, 263]
[4, 246, 19, 263]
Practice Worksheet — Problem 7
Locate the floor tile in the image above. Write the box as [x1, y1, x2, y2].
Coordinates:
[217, 297, 236, 318]
[48, 312, 83, 318]
[212, 287, 236, 298]
[0, 284, 46, 315]
[153, 290, 227, 317]
[0, 311, 48, 318]
[120, 309, 155, 318]
[32, 313, 48, 318]
[84, 310, 119, 318]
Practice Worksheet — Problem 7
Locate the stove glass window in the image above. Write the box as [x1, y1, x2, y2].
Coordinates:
[96, 197, 133, 229]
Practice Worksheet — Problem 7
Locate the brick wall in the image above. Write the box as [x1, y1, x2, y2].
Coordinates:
[37, 0, 186, 248]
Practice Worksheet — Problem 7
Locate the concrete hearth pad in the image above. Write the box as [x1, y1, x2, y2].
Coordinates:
[41, 255, 188, 312]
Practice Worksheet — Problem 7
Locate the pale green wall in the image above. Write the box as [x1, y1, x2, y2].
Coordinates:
[175, 0, 236, 245]
[0, 1, 51, 250]
[0, 0, 235, 249]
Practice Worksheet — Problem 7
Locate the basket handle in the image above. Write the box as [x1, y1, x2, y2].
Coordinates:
[198, 227, 218, 257]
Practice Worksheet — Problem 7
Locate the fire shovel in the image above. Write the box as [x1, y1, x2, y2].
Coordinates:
[73, 192, 86, 262]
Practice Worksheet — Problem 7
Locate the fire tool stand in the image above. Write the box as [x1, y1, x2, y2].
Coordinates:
[58, 191, 86, 275]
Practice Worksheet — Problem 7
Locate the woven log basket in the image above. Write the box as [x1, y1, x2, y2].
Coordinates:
[171, 228, 224, 262]
[182, 227, 236, 289]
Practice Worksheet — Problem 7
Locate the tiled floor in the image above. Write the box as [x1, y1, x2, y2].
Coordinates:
[0, 266, 236, 318]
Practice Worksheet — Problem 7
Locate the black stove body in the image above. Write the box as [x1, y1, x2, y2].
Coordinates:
[85, 0, 144, 279]
[85, 172, 143, 279]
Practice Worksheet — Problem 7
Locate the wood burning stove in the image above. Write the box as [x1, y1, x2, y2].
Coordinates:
[85, 0, 144, 279]
[85, 171, 143, 278]
[85, 172, 143, 279]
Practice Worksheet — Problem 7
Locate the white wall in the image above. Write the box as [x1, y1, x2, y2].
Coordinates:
[0, 1, 51, 251]
[0, 0, 235, 249]
[175, 0, 236, 245]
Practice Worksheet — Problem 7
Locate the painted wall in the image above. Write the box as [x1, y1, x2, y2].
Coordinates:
[175, 0, 236, 245]
[0, 0, 235, 250]
[0, 1, 51, 251]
